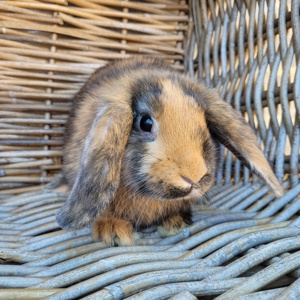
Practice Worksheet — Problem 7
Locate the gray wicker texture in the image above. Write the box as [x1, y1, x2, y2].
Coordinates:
[1, 0, 300, 299]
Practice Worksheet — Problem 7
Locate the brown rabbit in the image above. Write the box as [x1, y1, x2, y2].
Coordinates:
[56, 57, 283, 246]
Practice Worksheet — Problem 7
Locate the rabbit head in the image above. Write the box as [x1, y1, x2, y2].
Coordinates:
[120, 78, 217, 201]
[56, 57, 283, 230]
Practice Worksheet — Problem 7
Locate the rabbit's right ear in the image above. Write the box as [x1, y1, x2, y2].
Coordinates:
[202, 89, 284, 197]
[56, 103, 133, 229]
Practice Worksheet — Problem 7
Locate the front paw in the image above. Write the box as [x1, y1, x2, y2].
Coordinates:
[158, 215, 188, 237]
[92, 217, 134, 246]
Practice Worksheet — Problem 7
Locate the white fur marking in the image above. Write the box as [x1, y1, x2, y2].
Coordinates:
[82, 105, 109, 165]
[99, 116, 114, 142]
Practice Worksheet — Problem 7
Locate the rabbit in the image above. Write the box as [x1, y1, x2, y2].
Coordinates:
[56, 57, 283, 246]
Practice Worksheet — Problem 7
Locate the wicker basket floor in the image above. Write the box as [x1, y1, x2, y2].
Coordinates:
[1, 181, 300, 300]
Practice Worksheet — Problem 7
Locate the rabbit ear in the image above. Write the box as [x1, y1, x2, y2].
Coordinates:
[203, 90, 283, 197]
[56, 103, 133, 229]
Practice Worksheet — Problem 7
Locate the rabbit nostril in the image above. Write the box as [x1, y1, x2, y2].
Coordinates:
[180, 175, 195, 186]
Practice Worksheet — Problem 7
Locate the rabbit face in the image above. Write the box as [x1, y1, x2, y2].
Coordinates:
[122, 78, 217, 200]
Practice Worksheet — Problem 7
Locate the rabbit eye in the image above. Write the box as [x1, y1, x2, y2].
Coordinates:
[140, 115, 153, 132]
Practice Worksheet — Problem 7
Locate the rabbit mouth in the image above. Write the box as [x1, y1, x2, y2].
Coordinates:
[161, 184, 207, 200]
[161, 175, 213, 200]
[147, 182, 198, 200]
[162, 186, 193, 199]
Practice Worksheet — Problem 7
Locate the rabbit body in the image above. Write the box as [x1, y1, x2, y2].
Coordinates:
[57, 57, 283, 246]
[92, 183, 193, 245]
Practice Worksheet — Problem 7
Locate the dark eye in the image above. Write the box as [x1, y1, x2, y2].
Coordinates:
[140, 115, 153, 132]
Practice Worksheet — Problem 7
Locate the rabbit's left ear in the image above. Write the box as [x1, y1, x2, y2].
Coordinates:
[56, 103, 133, 229]
[203, 89, 283, 197]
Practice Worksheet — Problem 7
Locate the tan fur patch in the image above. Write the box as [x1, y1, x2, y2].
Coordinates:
[99, 183, 193, 228]
[93, 216, 134, 246]
[162, 215, 184, 230]
[146, 79, 209, 190]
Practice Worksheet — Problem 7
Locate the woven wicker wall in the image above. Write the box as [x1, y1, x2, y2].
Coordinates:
[188, 0, 299, 190]
[0, 0, 189, 197]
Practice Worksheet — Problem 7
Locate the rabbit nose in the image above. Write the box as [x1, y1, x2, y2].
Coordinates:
[180, 176, 194, 194]
[180, 176, 197, 192]
[181, 175, 195, 186]
[181, 171, 207, 188]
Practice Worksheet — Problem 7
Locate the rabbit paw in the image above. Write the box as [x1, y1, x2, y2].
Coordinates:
[158, 215, 188, 237]
[92, 217, 134, 246]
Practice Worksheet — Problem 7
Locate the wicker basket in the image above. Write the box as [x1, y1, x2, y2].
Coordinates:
[0, 1, 300, 299]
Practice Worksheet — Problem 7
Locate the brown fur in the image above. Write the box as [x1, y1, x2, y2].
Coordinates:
[56, 57, 283, 246]
[92, 183, 192, 245]
[162, 215, 186, 230]
[143, 80, 209, 186]
[93, 217, 134, 246]
[106, 183, 192, 226]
